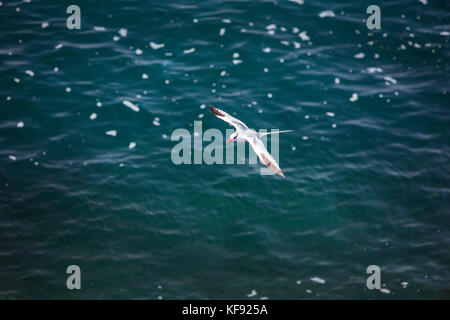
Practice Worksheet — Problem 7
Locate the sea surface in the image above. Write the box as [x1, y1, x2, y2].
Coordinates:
[0, 0, 449, 299]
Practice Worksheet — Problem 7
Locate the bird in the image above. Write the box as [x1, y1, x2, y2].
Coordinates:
[209, 106, 292, 177]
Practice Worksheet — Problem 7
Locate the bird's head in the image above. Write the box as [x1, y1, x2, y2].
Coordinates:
[226, 132, 238, 144]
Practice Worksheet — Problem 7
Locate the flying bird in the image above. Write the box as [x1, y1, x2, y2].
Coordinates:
[210, 106, 292, 177]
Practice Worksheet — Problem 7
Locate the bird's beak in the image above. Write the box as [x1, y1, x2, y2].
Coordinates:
[226, 137, 233, 144]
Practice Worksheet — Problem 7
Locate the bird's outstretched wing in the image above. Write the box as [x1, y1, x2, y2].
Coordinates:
[210, 106, 248, 131]
[247, 136, 285, 177]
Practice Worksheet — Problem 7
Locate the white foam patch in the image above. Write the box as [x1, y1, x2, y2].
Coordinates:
[262, 47, 271, 53]
[288, 0, 304, 5]
[326, 112, 335, 117]
[142, 73, 148, 79]
[183, 48, 195, 54]
[354, 52, 365, 59]
[350, 93, 358, 102]
[118, 28, 128, 37]
[220, 28, 226, 36]
[380, 288, 391, 294]
[367, 67, 383, 73]
[41, 22, 49, 28]
[106, 130, 117, 136]
[311, 277, 326, 284]
[25, 70, 34, 77]
[9, 155, 17, 161]
[299, 31, 310, 41]
[129, 142, 136, 149]
[135, 48, 143, 55]
[319, 10, 336, 18]
[94, 26, 106, 31]
[247, 290, 257, 297]
[384, 76, 397, 84]
[334, 77, 340, 84]
[150, 42, 165, 50]
[123, 100, 140, 112]
[90, 113, 97, 120]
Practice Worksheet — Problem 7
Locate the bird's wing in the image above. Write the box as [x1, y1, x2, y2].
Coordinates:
[210, 106, 248, 131]
[246, 136, 285, 177]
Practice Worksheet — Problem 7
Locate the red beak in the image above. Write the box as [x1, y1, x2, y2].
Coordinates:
[226, 137, 233, 144]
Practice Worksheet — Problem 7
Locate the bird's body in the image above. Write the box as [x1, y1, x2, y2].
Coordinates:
[209, 106, 292, 177]
[237, 128, 256, 142]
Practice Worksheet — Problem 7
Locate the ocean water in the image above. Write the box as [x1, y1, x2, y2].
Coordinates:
[1, 0, 449, 299]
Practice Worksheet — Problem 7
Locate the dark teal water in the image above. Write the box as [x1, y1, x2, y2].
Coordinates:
[1, 0, 449, 299]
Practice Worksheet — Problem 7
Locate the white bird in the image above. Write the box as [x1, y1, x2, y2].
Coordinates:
[210, 106, 292, 177]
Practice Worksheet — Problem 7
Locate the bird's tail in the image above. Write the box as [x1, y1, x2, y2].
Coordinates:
[258, 130, 294, 137]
